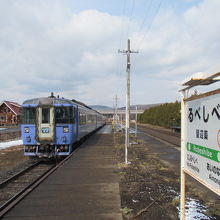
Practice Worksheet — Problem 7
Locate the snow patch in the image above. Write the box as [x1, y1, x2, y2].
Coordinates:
[178, 197, 216, 220]
[0, 128, 6, 130]
[0, 140, 23, 150]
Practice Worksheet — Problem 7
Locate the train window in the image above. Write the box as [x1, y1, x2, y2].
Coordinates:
[42, 108, 50, 124]
[79, 112, 86, 125]
[55, 107, 74, 124]
[22, 108, 36, 124]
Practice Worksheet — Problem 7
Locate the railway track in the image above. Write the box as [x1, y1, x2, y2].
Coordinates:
[137, 124, 181, 147]
[0, 161, 55, 216]
[0, 150, 78, 218]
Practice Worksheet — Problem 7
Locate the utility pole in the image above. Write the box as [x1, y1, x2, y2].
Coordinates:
[121, 113, 123, 128]
[113, 99, 115, 131]
[135, 105, 138, 138]
[118, 39, 138, 164]
[114, 95, 118, 126]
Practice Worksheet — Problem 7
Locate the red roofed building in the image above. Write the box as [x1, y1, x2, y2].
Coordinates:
[0, 101, 22, 126]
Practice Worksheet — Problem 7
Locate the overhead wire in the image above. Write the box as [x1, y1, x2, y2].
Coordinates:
[132, 0, 154, 50]
[136, 0, 153, 37]
[135, 0, 164, 51]
[126, 0, 136, 39]
[118, 0, 135, 70]
[129, 0, 164, 99]
[117, 0, 137, 106]
[114, 0, 166, 109]
[115, 0, 127, 106]
[116, 0, 165, 105]
[119, 0, 127, 50]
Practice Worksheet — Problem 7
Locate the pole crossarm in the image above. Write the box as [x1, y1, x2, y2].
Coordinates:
[118, 49, 138, 71]
[118, 50, 139, 53]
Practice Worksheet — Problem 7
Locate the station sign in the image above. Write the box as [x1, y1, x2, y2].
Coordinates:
[185, 90, 220, 195]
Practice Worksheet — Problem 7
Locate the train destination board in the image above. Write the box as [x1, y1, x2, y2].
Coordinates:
[185, 90, 220, 195]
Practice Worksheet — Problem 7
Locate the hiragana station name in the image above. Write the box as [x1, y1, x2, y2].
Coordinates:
[188, 104, 220, 123]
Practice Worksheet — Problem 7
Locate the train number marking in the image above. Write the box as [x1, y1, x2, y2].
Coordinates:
[42, 127, 50, 133]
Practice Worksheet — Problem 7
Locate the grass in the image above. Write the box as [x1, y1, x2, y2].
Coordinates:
[120, 207, 133, 215]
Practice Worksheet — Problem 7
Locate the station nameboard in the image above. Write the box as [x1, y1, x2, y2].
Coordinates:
[185, 91, 220, 195]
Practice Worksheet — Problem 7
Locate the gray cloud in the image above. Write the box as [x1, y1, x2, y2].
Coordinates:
[0, 0, 220, 106]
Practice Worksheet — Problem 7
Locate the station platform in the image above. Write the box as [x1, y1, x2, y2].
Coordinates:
[3, 125, 122, 220]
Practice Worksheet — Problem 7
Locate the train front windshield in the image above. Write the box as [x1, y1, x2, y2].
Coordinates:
[55, 107, 74, 124]
[22, 108, 36, 124]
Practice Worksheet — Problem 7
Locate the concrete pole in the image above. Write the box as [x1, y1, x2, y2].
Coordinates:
[135, 105, 137, 138]
[121, 113, 122, 128]
[125, 39, 131, 164]
[118, 39, 138, 164]
[113, 100, 115, 131]
[180, 91, 186, 220]
[115, 95, 118, 125]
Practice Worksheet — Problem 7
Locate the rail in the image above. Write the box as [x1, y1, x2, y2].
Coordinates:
[0, 161, 56, 216]
[138, 124, 180, 147]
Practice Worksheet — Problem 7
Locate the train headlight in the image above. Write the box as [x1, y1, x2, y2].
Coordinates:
[24, 127, 29, 133]
[63, 127, 69, 133]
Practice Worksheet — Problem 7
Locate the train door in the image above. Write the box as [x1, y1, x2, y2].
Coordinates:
[36, 106, 55, 142]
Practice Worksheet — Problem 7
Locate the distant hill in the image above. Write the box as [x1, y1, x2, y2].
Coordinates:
[119, 104, 163, 111]
[90, 104, 163, 111]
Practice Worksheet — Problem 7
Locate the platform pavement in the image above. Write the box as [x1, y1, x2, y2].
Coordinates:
[3, 125, 122, 220]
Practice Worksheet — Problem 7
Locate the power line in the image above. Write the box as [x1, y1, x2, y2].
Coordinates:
[119, 0, 127, 49]
[126, 0, 136, 39]
[136, 0, 164, 50]
[137, 0, 153, 35]
[115, 0, 127, 100]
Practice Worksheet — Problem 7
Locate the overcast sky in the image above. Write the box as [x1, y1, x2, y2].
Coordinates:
[0, 0, 220, 107]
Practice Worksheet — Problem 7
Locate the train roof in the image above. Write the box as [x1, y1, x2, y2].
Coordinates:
[23, 97, 72, 105]
[22, 94, 103, 115]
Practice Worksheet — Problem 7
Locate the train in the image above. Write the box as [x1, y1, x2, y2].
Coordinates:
[21, 93, 106, 158]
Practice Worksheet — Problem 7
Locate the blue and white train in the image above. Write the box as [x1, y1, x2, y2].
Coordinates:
[21, 94, 105, 158]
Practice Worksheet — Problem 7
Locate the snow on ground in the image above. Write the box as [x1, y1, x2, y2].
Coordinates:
[185, 198, 214, 220]
[178, 197, 216, 220]
[0, 128, 6, 130]
[0, 140, 23, 150]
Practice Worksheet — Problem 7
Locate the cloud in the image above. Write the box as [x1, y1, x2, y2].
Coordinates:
[0, 0, 220, 107]
[0, 2, 123, 104]
[133, 0, 220, 84]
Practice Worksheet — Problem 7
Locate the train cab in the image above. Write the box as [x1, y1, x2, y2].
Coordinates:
[21, 97, 77, 158]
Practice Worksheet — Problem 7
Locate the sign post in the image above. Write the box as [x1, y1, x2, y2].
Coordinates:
[180, 90, 186, 220]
